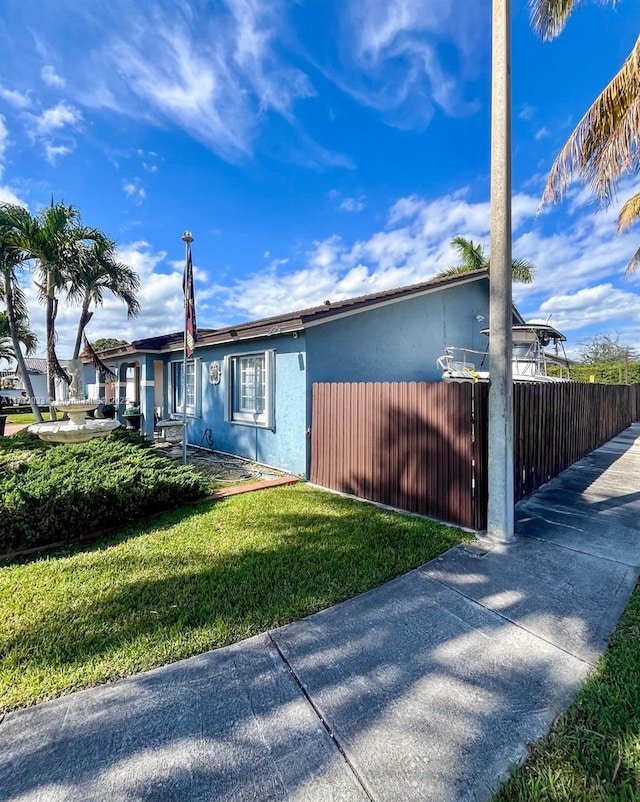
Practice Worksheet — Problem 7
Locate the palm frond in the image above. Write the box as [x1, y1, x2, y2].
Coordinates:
[626, 244, 640, 274]
[511, 258, 535, 284]
[0, 338, 14, 364]
[0, 312, 36, 357]
[449, 236, 487, 271]
[530, 0, 618, 41]
[542, 36, 640, 206]
[8, 279, 29, 322]
[530, 0, 580, 41]
[434, 265, 480, 279]
[617, 192, 640, 232]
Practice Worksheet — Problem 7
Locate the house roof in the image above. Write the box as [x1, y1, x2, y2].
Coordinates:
[2, 357, 72, 375]
[91, 269, 492, 360]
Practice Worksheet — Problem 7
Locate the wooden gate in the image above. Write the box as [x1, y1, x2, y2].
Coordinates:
[310, 382, 486, 529]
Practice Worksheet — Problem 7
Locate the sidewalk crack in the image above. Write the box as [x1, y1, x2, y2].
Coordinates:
[267, 632, 375, 802]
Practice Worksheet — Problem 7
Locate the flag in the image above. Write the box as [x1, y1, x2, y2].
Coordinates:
[183, 244, 197, 358]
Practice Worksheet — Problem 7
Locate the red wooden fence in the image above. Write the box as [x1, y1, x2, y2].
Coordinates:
[311, 381, 640, 530]
[310, 382, 481, 529]
[511, 382, 640, 501]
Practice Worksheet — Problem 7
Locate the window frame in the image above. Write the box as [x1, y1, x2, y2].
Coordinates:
[224, 350, 275, 429]
[170, 358, 200, 417]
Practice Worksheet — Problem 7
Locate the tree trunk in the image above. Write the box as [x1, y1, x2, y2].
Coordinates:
[45, 269, 70, 419]
[72, 295, 93, 360]
[3, 271, 43, 423]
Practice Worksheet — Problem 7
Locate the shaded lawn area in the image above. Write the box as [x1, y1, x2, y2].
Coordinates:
[494, 581, 640, 802]
[0, 483, 467, 712]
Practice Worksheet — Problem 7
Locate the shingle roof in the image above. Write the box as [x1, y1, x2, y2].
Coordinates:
[92, 269, 490, 358]
[6, 358, 72, 375]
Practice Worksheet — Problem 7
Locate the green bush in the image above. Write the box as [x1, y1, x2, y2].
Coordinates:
[0, 437, 210, 554]
[548, 361, 640, 384]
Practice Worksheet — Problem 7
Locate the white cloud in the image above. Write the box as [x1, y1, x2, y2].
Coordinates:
[340, 196, 366, 212]
[62, 2, 316, 163]
[535, 126, 550, 140]
[41, 65, 65, 88]
[20, 101, 81, 163]
[32, 101, 82, 136]
[0, 115, 28, 205]
[44, 143, 72, 163]
[525, 285, 640, 349]
[210, 188, 639, 356]
[123, 179, 146, 203]
[0, 185, 28, 207]
[518, 105, 535, 122]
[0, 86, 31, 109]
[0, 115, 7, 178]
[326, 0, 487, 127]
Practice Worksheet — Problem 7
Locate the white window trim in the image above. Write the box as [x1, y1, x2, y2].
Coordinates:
[224, 350, 275, 430]
[169, 358, 201, 417]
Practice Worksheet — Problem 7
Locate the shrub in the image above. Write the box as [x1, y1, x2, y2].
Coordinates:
[0, 437, 210, 554]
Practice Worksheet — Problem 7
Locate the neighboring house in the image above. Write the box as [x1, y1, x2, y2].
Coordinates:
[0, 358, 81, 405]
[87, 270, 516, 476]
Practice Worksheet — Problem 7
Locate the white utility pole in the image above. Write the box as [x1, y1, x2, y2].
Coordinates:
[487, 0, 514, 540]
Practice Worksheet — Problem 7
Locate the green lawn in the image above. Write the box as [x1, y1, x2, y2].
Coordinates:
[4, 411, 51, 424]
[494, 581, 640, 801]
[0, 483, 466, 712]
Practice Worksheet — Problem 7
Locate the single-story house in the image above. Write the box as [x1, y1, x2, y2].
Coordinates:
[0, 358, 74, 405]
[87, 269, 520, 476]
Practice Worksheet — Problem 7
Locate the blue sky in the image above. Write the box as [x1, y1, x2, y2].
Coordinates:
[0, 0, 639, 359]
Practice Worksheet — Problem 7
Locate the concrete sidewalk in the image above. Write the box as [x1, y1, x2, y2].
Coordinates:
[1, 422, 28, 437]
[2, 424, 639, 802]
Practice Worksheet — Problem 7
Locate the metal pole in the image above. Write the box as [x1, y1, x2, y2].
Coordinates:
[487, 0, 514, 540]
[181, 231, 194, 466]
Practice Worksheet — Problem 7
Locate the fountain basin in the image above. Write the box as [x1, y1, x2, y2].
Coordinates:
[29, 418, 121, 444]
[54, 399, 103, 426]
[29, 398, 122, 443]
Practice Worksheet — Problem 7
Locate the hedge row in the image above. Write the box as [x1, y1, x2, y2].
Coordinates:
[0, 433, 210, 554]
[548, 362, 640, 384]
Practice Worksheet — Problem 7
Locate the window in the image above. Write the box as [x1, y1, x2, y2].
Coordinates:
[225, 351, 275, 428]
[171, 360, 198, 416]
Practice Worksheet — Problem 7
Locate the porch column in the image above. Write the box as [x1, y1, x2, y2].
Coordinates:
[140, 355, 156, 439]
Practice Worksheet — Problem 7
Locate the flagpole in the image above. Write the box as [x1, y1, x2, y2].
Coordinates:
[181, 230, 194, 466]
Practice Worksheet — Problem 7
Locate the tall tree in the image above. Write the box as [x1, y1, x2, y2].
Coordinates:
[0, 204, 43, 422]
[19, 202, 101, 414]
[579, 333, 637, 364]
[436, 235, 535, 283]
[66, 234, 141, 360]
[90, 337, 129, 352]
[531, 2, 640, 270]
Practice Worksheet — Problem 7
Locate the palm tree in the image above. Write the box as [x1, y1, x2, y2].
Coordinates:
[19, 202, 101, 413]
[531, 2, 640, 270]
[0, 312, 37, 361]
[0, 203, 43, 422]
[67, 234, 141, 360]
[436, 235, 535, 283]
